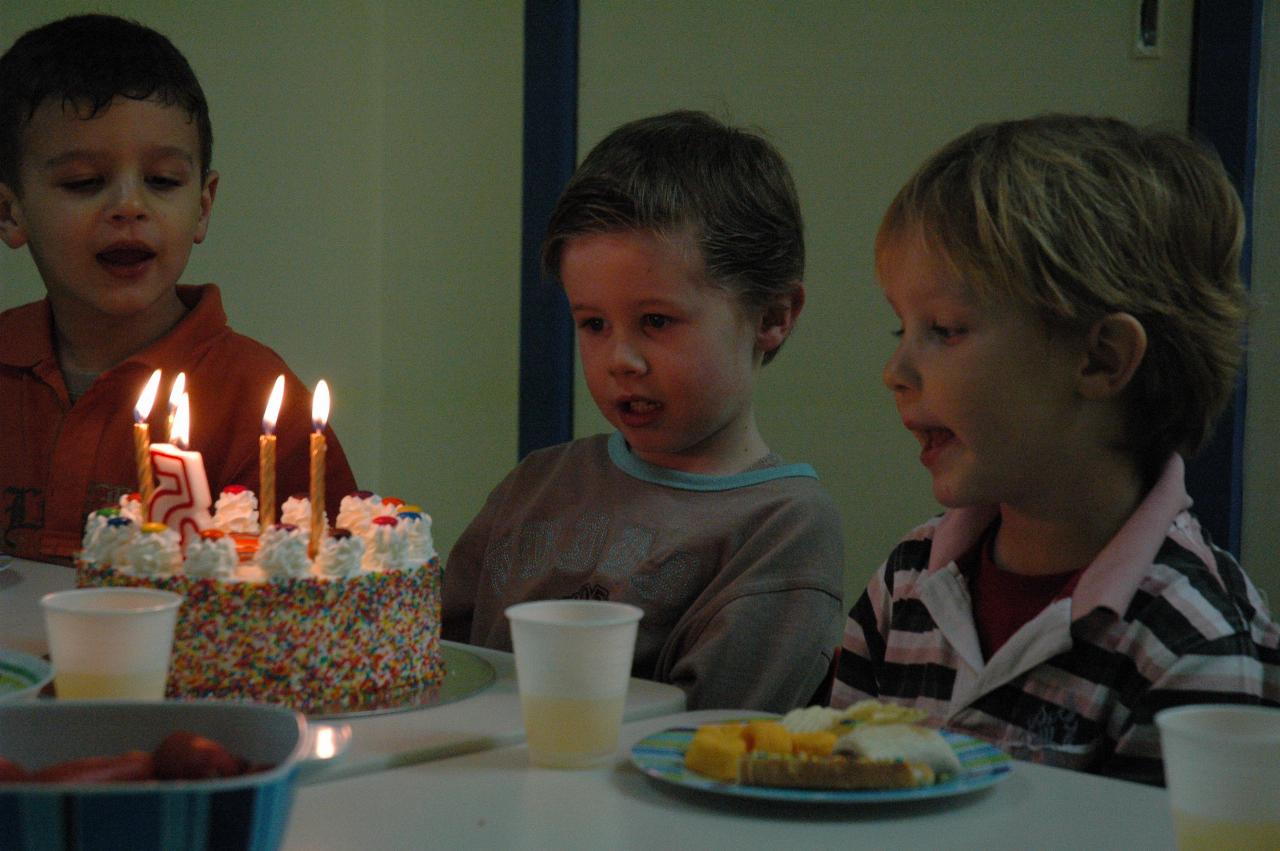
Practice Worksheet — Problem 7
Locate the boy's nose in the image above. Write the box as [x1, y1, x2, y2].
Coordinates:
[608, 335, 647, 375]
[882, 344, 917, 394]
[108, 181, 149, 222]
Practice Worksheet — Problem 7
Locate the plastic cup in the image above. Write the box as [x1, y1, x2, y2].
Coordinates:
[506, 600, 643, 769]
[1156, 704, 1280, 850]
[41, 588, 182, 700]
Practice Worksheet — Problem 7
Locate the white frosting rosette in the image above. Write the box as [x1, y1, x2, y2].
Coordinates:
[81, 513, 138, 565]
[117, 494, 145, 525]
[257, 524, 312, 580]
[212, 487, 259, 534]
[336, 492, 395, 539]
[124, 526, 182, 576]
[396, 511, 436, 564]
[280, 495, 312, 531]
[362, 519, 411, 572]
[314, 532, 366, 578]
[184, 534, 238, 579]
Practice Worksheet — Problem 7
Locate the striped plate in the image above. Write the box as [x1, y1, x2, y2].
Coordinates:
[630, 726, 1012, 804]
[0, 649, 52, 701]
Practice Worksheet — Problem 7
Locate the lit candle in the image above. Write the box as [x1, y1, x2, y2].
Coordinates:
[149, 392, 212, 548]
[309, 380, 330, 558]
[132, 369, 162, 516]
[259, 375, 285, 530]
[164, 372, 186, 443]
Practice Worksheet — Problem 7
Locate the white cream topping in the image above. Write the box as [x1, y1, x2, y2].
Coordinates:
[315, 535, 366, 578]
[124, 528, 183, 576]
[86, 488, 433, 584]
[280, 496, 311, 530]
[397, 513, 437, 564]
[184, 535, 238, 578]
[117, 495, 145, 525]
[361, 523, 404, 572]
[213, 489, 259, 534]
[81, 516, 138, 565]
[336, 494, 395, 539]
[779, 706, 845, 734]
[257, 525, 312, 580]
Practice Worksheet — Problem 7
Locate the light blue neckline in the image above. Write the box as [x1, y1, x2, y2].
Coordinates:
[606, 432, 817, 492]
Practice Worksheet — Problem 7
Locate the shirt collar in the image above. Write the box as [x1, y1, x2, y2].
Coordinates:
[924, 454, 1196, 620]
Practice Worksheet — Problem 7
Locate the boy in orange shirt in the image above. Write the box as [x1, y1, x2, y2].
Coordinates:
[0, 15, 356, 562]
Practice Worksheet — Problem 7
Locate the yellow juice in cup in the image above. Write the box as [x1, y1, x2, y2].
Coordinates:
[54, 669, 168, 699]
[1173, 811, 1280, 851]
[521, 694, 625, 768]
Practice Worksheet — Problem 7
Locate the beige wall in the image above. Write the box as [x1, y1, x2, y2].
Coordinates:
[1244, 6, 1279, 602]
[3, 2, 1273, 605]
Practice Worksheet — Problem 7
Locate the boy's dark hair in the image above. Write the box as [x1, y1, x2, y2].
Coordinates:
[878, 114, 1248, 485]
[543, 110, 804, 364]
[0, 14, 212, 188]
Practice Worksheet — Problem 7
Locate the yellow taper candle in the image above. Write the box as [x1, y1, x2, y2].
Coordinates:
[132, 369, 162, 518]
[308, 379, 330, 558]
[259, 375, 285, 530]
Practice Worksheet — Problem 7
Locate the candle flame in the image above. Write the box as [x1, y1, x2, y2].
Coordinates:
[262, 375, 285, 434]
[167, 372, 186, 415]
[311, 379, 330, 431]
[133, 369, 162, 423]
[172, 393, 191, 449]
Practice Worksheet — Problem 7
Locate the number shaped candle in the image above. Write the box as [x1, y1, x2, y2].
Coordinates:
[149, 392, 212, 548]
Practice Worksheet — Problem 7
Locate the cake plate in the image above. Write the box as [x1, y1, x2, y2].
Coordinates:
[309, 645, 495, 719]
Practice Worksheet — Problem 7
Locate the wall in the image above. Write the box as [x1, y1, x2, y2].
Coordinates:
[1244, 5, 1279, 601]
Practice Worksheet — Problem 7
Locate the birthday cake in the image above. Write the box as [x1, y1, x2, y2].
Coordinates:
[74, 488, 444, 715]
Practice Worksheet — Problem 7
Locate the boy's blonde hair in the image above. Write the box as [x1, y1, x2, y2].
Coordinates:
[879, 114, 1247, 484]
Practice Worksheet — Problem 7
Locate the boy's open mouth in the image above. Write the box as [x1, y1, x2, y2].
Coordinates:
[617, 397, 662, 426]
[915, 427, 956, 467]
[97, 247, 156, 267]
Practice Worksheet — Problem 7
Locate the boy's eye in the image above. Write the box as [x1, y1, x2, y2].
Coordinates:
[147, 175, 184, 189]
[577, 317, 605, 333]
[60, 177, 102, 192]
[643, 314, 670, 329]
[930, 323, 965, 341]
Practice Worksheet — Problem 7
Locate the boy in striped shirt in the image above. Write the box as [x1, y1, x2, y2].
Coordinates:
[835, 114, 1278, 784]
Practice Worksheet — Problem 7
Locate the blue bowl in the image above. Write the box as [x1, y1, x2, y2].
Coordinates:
[0, 700, 309, 851]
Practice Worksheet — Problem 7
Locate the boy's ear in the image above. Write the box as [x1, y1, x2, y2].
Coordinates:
[1077, 312, 1146, 400]
[0, 182, 29, 249]
[755, 282, 805, 356]
[193, 171, 219, 244]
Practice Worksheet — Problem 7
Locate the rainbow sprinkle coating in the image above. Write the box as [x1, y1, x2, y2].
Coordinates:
[77, 558, 445, 715]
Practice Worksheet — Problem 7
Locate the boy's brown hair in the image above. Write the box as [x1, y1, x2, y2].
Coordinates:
[878, 113, 1248, 485]
[543, 110, 804, 363]
[0, 14, 213, 189]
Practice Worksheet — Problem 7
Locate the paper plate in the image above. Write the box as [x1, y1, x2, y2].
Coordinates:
[0, 649, 53, 702]
[631, 726, 1012, 804]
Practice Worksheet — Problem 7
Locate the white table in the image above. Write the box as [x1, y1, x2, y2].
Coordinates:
[0, 558, 687, 783]
[285, 709, 1177, 851]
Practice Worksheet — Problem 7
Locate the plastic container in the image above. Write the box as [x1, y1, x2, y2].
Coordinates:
[0, 700, 320, 850]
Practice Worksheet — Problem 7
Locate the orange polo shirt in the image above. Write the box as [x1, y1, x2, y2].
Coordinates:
[0, 284, 358, 563]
